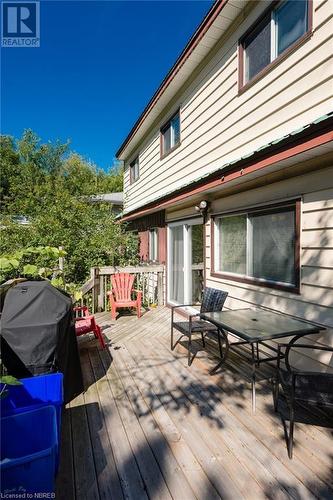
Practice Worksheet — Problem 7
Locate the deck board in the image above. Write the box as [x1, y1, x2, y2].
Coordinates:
[99, 348, 173, 500]
[56, 307, 333, 500]
[149, 340, 331, 499]
[56, 403, 75, 500]
[139, 342, 313, 499]
[82, 349, 124, 500]
[117, 343, 223, 500]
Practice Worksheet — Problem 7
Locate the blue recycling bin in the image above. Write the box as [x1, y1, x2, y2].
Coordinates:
[0, 373, 63, 469]
[0, 406, 58, 495]
[1, 372, 63, 424]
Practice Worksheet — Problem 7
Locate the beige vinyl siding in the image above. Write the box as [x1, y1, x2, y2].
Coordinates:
[123, 0, 333, 214]
[205, 167, 333, 370]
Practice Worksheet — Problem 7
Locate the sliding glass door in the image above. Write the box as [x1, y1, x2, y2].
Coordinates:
[167, 219, 203, 305]
[168, 224, 185, 304]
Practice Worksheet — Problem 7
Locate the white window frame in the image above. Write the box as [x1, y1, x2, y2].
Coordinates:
[213, 204, 297, 289]
[148, 228, 158, 262]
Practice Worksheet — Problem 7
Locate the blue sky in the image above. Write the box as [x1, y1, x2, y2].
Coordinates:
[1, 0, 211, 170]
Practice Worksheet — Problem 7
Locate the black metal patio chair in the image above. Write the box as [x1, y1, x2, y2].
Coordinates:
[273, 340, 333, 459]
[171, 287, 228, 366]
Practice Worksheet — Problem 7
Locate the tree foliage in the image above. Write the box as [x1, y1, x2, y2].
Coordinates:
[0, 130, 137, 284]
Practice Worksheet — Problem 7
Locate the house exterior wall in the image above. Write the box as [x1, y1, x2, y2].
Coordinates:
[123, 0, 333, 215]
[127, 211, 166, 264]
[139, 231, 149, 262]
[204, 165, 333, 369]
[119, 0, 333, 371]
[139, 227, 167, 264]
[158, 227, 167, 264]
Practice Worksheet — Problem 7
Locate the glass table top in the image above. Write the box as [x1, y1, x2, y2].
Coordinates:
[200, 309, 323, 342]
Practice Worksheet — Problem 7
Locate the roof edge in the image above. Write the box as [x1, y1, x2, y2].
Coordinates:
[116, 0, 230, 159]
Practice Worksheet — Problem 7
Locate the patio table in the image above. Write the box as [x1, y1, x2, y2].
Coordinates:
[200, 309, 325, 412]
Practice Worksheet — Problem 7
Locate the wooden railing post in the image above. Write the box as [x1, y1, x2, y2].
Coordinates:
[97, 273, 104, 312]
[91, 267, 99, 314]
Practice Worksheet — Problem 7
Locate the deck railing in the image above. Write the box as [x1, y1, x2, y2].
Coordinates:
[79, 264, 165, 313]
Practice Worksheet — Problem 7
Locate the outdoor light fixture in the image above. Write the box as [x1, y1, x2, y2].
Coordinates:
[195, 200, 210, 219]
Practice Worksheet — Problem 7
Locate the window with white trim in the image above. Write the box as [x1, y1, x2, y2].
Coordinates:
[130, 157, 139, 184]
[161, 111, 180, 157]
[214, 203, 298, 288]
[242, 0, 309, 84]
[149, 228, 158, 262]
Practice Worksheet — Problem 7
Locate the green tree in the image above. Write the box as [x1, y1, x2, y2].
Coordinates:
[0, 135, 21, 210]
[0, 130, 137, 284]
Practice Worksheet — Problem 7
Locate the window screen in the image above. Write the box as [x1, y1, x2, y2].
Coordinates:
[218, 215, 247, 275]
[250, 209, 295, 284]
[130, 158, 139, 183]
[215, 205, 297, 286]
[244, 17, 271, 83]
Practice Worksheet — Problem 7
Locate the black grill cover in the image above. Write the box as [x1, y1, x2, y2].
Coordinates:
[0, 280, 83, 404]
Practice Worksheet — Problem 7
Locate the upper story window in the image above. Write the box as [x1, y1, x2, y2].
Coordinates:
[130, 157, 139, 184]
[240, 0, 310, 87]
[160, 110, 181, 158]
[149, 228, 158, 262]
[213, 201, 300, 292]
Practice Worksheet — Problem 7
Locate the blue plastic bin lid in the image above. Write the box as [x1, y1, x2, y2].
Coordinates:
[1, 373, 64, 416]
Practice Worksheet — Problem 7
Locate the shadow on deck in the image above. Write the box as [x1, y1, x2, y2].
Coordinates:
[56, 307, 333, 499]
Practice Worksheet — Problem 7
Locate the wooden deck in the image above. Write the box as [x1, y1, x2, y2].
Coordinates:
[56, 307, 333, 500]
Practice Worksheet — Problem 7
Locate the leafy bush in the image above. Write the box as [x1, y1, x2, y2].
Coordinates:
[0, 245, 66, 283]
[0, 376, 22, 400]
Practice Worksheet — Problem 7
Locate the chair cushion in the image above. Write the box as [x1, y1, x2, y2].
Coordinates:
[280, 369, 333, 407]
[173, 320, 218, 335]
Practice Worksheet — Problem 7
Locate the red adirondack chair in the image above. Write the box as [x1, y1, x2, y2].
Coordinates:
[73, 306, 106, 349]
[107, 273, 142, 320]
